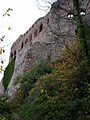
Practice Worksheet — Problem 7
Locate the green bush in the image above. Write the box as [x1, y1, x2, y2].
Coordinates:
[13, 38, 90, 120]
[10, 60, 54, 109]
[17, 43, 90, 120]
[33, 60, 53, 76]
[0, 97, 12, 120]
[18, 88, 90, 120]
[17, 60, 54, 97]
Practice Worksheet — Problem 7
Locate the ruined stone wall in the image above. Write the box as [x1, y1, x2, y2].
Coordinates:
[10, 13, 51, 58]
[10, 0, 90, 59]
[6, 0, 90, 99]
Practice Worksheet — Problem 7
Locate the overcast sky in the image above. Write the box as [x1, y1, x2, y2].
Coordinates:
[0, 0, 51, 80]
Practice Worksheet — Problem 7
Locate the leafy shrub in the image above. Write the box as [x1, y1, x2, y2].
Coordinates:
[16, 40, 90, 120]
[19, 88, 90, 120]
[11, 60, 54, 109]
[0, 97, 12, 120]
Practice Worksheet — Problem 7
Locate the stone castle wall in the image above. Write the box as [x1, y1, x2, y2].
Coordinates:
[6, 0, 90, 99]
[10, 13, 51, 58]
[10, 0, 90, 59]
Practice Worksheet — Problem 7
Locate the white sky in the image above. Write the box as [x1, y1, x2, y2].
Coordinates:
[0, 0, 51, 81]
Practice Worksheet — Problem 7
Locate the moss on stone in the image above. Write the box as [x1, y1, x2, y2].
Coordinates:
[3, 57, 16, 91]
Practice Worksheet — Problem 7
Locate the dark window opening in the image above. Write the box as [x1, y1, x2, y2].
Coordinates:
[47, 19, 49, 24]
[14, 50, 16, 56]
[29, 34, 32, 41]
[25, 39, 28, 44]
[39, 23, 43, 33]
[11, 53, 13, 57]
[34, 30, 37, 37]
[21, 42, 24, 49]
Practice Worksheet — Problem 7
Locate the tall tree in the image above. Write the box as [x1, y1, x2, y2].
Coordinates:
[37, 0, 90, 97]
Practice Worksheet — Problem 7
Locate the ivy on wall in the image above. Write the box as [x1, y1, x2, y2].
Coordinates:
[3, 57, 16, 91]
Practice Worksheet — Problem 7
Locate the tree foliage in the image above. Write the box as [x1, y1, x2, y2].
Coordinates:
[11, 40, 90, 120]
[2, 0, 90, 120]
[0, 97, 12, 120]
[0, 8, 13, 73]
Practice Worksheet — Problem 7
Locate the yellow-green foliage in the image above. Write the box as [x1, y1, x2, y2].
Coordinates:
[0, 97, 12, 120]
[3, 57, 15, 90]
[10, 60, 54, 109]
[11, 40, 90, 120]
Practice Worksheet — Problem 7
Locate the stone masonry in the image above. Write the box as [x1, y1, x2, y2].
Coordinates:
[6, 0, 90, 99]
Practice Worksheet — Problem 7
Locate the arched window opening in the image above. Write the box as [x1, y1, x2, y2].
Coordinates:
[29, 34, 32, 41]
[34, 30, 37, 37]
[39, 23, 43, 33]
[21, 42, 24, 49]
[67, 11, 74, 18]
[47, 19, 49, 24]
[25, 39, 28, 44]
[14, 50, 16, 56]
[75, 29, 77, 35]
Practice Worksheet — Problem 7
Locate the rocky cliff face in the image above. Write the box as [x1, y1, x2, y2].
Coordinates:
[4, 0, 90, 99]
[6, 40, 64, 99]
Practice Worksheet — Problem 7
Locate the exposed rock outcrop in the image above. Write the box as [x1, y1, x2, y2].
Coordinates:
[4, 0, 90, 100]
[6, 40, 64, 99]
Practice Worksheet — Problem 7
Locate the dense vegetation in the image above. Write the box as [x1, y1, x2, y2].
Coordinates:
[1, 37, 90, 120]
[1, 1, 90, 119]
[10, 39, 90, 120]
[3, 57, 15, 90]
[0, 97, 12, 120]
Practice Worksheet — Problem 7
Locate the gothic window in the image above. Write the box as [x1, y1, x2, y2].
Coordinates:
[21, 42, 24, 49]
[34, 30, 37, 37]
[39, 23, 43, 33]
[29, 34, 32, 41]
[75, 29, 77, 35]
[25, 39, 28, 44]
